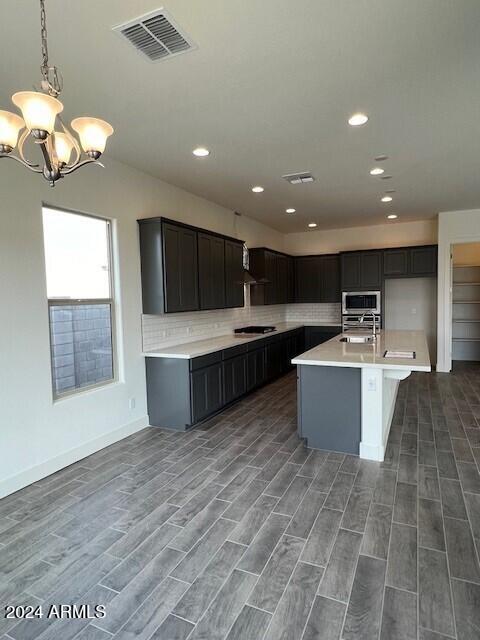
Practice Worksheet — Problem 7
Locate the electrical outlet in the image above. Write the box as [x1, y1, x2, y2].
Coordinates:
[367, 377, 377, 391]
[129, 398, 136, 410]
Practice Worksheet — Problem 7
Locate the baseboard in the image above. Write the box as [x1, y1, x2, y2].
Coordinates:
[359, 442, 385, 461]
[0, 416, 149, 499]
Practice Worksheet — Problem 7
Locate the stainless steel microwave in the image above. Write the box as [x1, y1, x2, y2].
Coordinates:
[342, 291, 381, 315]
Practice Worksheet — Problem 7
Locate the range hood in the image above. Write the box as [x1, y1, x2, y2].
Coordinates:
[242, 269, 268, 285]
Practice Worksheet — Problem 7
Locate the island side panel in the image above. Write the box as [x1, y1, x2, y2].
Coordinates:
[145, 357, 192, 430]
[297, 364, 361, 455]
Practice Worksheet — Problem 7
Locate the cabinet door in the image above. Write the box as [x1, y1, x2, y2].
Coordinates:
[162, 222, 199, 312]
[276, 254, 288, 303]
[286, 257, 295, 303]
[265, 340, 283, 380]
[225, 240, 245, 308]
[320, 255, 341, 302]
[191, 363, 223, 422]
[360, 251, 383, 289]
[264, 251, 278, 304]
[295, 257, 321, 302]
[410, 246, 437, 276]
[384, 249, 409, 277]
[340, 253, 362, 290]
[198, 233, 226, 310]
[247, 348, 266, 391]
[223, 354, 247, 403]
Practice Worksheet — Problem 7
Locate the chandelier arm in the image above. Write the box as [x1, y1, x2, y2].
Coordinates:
[0, 153, 43, 173]
[58, 117, 81, 167]
[60, 159, 104, 176]
[17, 129, 41, 168]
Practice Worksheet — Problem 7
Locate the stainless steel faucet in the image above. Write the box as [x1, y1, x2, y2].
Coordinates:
[359, 310, 377, 341]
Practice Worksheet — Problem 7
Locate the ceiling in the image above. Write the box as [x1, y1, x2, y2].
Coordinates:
[1, 0, 480, 232]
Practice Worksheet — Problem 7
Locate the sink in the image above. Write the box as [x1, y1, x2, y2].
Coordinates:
[339, 335, 375, 344]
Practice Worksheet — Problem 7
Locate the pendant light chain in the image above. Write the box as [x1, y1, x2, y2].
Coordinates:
[39, 0, 62, 97]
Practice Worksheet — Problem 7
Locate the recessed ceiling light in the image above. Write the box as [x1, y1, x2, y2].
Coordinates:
[308, 222, 317, 228]
[286, 208, 296, 214]
[387, 214, 398, 219]
[370, 167, 384, 176]
[348, 112, 368, 126]
[251, 186, 264, 193]
[381, 195, 393, 203]
[192, 147, 209, 157]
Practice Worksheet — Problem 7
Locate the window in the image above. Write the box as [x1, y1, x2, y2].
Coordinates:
[42, 206, 116, 398]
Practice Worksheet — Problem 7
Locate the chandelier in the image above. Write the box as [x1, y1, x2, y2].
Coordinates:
[0, 0, 113, 187]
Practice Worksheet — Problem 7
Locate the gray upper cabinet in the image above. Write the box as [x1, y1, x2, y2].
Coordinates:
[384, 245, 437, 278]
[138, 219, 199, 314]
[384, 248, 409, 277]
[250, 248, 294, 305]
[225, 240, 245, 308]
[320, 255, 341, 302]
[340, 252, 362, 290]
[138, 218, 245, 314]
[198, 232, 225, 310]
[295, 256, 322, 302]
[410, 245, 437, 276]
[341, 250, 382, 290]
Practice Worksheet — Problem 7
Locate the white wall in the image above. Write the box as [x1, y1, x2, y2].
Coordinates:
[285, 219, 437, 255]
[437, 209, 480, 372]
[0, 156, 282, 498]
[385, 278, 437, 364]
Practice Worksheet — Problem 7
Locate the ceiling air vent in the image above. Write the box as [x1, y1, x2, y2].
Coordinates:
[113, 9, 196, 62]
[282, 172, 315, 185]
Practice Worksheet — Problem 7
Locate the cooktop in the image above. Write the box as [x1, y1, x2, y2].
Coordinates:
[234, 326, 276, 334]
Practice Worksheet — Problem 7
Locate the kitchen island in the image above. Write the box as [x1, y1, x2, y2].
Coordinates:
[292, 330, 431, 461]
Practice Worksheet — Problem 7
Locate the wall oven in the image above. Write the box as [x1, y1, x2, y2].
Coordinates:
[342, 291, 381, 316]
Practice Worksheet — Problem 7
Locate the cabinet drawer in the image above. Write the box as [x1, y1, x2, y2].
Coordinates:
[222, 344, 249, 360]
[190, 351, 222, 371]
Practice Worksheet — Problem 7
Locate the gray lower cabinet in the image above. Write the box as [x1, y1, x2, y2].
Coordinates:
[191, 362, 224, 423]
[247, 347, 266, 391]
[145, 328, 306, 430]
[223, 353, 247, 404]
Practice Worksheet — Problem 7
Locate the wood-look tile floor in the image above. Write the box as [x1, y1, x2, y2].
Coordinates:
[1, 364, 480, 640]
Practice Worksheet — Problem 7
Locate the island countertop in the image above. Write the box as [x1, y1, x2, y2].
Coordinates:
[292, 330, 431, 372]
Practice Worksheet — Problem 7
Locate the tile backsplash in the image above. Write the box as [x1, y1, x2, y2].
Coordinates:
[142, 288, 341, 351]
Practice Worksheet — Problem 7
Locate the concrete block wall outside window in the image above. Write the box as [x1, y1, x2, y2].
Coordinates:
[50, 304, 113, 395]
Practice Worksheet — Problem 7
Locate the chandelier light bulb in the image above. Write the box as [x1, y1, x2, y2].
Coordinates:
[53, 132, 74, 165]
[0, 110, 25, 150]
[71, 117, 114, 157]
[12, 91, 63, 136]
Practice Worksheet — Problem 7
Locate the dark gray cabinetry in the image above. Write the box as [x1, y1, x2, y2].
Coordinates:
[341, 250, 383, 290]
[384, 248, 409, 277]
[250, 248, 294, 305]
[191, 362, 223, 423]
[163, 222, 200, 313]
[294, 255, 340, 303]
[304, 325, 341, 350]
[198, 232, 226, 310]
[383, 245, 437, 278]
[410, 245, 437, 276]
[225, 240, 245, 308]
[145, 328, 306, 430]
[139, 219, 199, 314]
[138, 218, 245, 314]
[247, 347, 266, 391]
[295, 256, 321, 302]
[223, 350, 247, 404]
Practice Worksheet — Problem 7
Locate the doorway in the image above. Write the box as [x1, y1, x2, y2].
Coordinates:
[451, 242, 480, 365]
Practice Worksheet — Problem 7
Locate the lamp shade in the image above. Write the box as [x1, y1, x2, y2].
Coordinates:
[71, 117, 113, 155]
[53, 132, 74, 165]
[0, 110, 25, 148]
[12, 91, 63, 134]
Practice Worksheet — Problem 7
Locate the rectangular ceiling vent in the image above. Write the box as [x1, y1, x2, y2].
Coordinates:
[282, 172, 315, 185]
[113, 8, 196, 62]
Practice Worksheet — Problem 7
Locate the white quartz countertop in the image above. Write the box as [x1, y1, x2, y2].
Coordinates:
[292, 330, 431, 371]
[143, 321, 341, 359]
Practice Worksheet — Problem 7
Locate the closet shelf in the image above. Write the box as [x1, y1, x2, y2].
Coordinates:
[452, 319, 480, 323]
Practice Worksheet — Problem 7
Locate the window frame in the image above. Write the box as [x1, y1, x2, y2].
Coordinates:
[43, 205, 118, 400]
